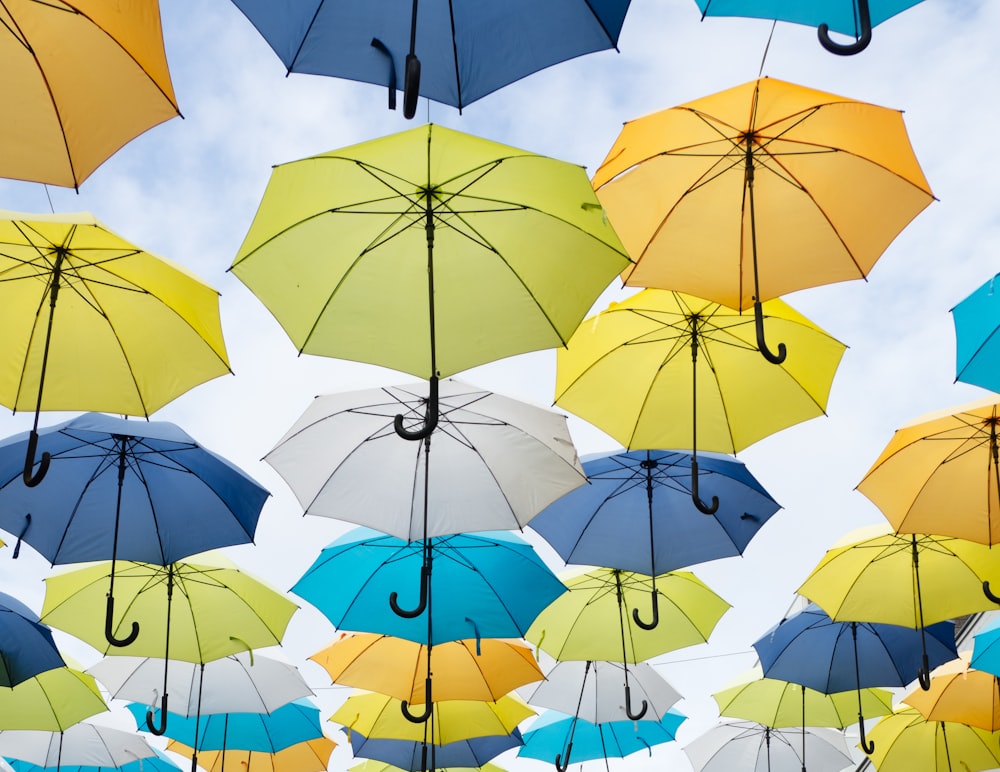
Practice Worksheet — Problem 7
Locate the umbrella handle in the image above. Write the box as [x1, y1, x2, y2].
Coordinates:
[389, 563, 429, 618]
[754, 300, 787, 364]
[146, 693, 169, 736]
[817, 0, 872, 55]
[403, 53, 421, 119]
[400, 677, 433, 723]
[858, 711, 875, 755]
[984, 580, 1000, 604]
[394, 376, 439, 441]
[632, 590, 659, 630]
[555, 742, 572, 772]
[625, 685, 648, 720]
[370, 38, 397, 110]
[105, 594, 140, 647]
[11, 513, 30, 559]
[917, 652, 932, 691]
[690, 458, 720, 515]
[22, 430, 51, 487]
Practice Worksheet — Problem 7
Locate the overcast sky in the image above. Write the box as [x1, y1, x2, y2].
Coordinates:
[0, 1, 996, 771]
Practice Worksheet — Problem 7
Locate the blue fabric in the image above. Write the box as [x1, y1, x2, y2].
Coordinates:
[291, 527, 566, 645]
[0, 413, 269, 565]
[345, 728, 523, 769]
[228, 0, 632, 109]
[7, 749, 180, 772]
[125, 699, 322, 754]
[694, 0, 924, 35]
[752, 603, 958, 693]
[970, 616, 1000, 676]
[952, 273, 1000, 392]
[529, 449, 780, 573]
[518, 710, 686, 763]
[0, 591, 65, 687]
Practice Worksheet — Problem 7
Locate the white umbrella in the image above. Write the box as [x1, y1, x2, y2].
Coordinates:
[683, 721, 854, 772]
[0, 722, 156, 768]
[522, 660, 682, 724]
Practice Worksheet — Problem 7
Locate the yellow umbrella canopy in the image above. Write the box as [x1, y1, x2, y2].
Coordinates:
[857, 396, 1000, 547]
[0, 665, 107, 731]
[902, 652, 1000, 732]
[167, 736, 336, 772]
[865, 708, 1000, 772]
[310, 633, 544, 704]
[0, 0, 180, 188]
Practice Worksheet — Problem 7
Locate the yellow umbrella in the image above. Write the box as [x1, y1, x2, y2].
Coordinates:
[167, 736, 336, 772]
[0, 211, 230, 486]
[310, 633, 543, 704]
[330, 691, 533, 745]
[0, 665, 107, 731]
[865, 708, 1000, 772]
[902, 652, 1000, 731]
[0, 0, 180, 188]
[592, 77, 933, 364]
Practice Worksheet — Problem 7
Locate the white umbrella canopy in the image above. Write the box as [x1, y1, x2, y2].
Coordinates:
[522, 659, 682, 724]
[265, 378, 586, 540]
[0, 722, 156, 767]
[86, 651, 313, 716]
[683, 721, 854, 772]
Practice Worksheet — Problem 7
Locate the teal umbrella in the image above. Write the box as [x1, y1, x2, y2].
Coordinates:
[952, 272, 1000, 393]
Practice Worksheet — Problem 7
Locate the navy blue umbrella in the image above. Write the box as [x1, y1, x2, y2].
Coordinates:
[0, 591, 64, 687]
[227, 0, 632, 117]
[345, 728, 523, 771]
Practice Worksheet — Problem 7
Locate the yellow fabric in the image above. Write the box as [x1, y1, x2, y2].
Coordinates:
[592, 77, 934, 311]
[865, 708, 1000, 771]
[231, 123, 630, 379]
[902, 652, 1000, 731]
[857, 396, 1000, 546]
[0, 0, 179, 188]
[330, 692, 533, 745]
[554, 289, 845, 452]
[310, 633, 543, 703]
[713, 664, 893, 729]
[0, 211, 229, 416]
[0, 667, 106, 731]
[797, 525, 999, 627]
[167, 737, 336, 772]
[525, 567, 729, 663]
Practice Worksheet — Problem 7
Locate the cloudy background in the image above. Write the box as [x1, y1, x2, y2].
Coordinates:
[0, 1, 995, 770]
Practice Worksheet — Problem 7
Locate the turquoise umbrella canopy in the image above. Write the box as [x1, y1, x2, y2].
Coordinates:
[952, 272, 1000, 393]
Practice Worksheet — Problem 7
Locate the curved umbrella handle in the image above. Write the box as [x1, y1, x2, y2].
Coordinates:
[555, 743, 572, 772]
[690, 458, 719, 515]
[370, 37, 397, 110]
[105, 594, 140, 647]
[917, 652, 932, 691]
[857, 711, 875, 755]
[403, 53, 421, 120]
[754, 300, 787, 364]
[984, 580, 1000, 604]
[818, 0, 872, 55]
[394, 376, 439, 441]
[390, 563, 429, 618]
[632, 590, 659, 630]
[625, 685, 648, 721]
[22, 430, 51, 487]
[146, 693, 169, 736]
[400, 677, 433, 723]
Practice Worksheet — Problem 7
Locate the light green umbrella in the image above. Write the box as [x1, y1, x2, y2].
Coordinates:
[0, 666, 107, 731]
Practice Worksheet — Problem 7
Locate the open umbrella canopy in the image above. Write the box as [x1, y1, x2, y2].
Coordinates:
[0, 0, 180, 188]
[0, 722, 156, 768]
[292, 528, 565, 645]
[865, 708, 1000, 772]
[902, 652, 1000, 731]
[952, 273, 1000, 393]
[344, 729, 522, 771]
[683, 721, 853, 772]
[0, 666, 107, 732]
[6, 748, 181, 772]
[351, 763, 503, 772]
[0, 592, 64, 687]
[166, 737, 335, 772]
[971, 616, 1000, 676]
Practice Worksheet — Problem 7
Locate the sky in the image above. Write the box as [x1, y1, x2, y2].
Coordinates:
[0, 1, 997, 770]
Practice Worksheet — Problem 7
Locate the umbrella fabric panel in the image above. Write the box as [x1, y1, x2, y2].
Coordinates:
[166, 737, 335, 772]
[0, 667, 107, 731]
[683, 721, 852, 772]
[518, 710, 685, 764]
[7, 748, 181, 772]
[0, 723, 155, 767]
[694, 0, 925, 35]
[952, 275, 1000, 393]
[345, 730, 522, 770]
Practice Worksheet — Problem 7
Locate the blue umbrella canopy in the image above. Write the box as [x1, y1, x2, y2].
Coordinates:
[970, 615, 1000, 677]
[951, 272, 1000, 393]
[6, 748, 181, 772]
[291, 527, 566, 645]
[344, 729, 523, 771]
[0, 592, 64, 687]
[529, 448, 780, 574]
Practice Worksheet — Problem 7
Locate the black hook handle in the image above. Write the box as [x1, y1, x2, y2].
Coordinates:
[690, 458, 719, 515]
[105, 594, 140, 647]
[389, 563, 429, 618]
[12, 513, 30, 559]
[625, 685, 648, 721]
[632, 590, 659, 631]
[394, 376, 439, 441]
[370, 38, 397, 110]
[754, 300, 787, 364]
[403, 53, 421, 119]
[555, 743, 572, 772]
[818, 0, 872, 55]
[917, 652, 932, 691]
[22, 430, 50, 487]
[857, 711, 875, 755]
[401, 677, 433, 723]
[984, 580, 1000, 604]
[145, 693, 169, 736]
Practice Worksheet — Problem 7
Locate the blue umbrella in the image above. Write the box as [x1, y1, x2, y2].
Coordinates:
[6, 748, 181, 772]
[970, 615, 1000, 676]
[752, 602, 957, 754]
[227, 0, 632, 117]
[0, 412, 269, 648]
[518, 709, 686, 770]
[952, 273, 1000, 393]
[125, 699, 322, 755]
[694, 0, 925, 55]
[345, 728, 523, 771]
[0, 592, 64, 687]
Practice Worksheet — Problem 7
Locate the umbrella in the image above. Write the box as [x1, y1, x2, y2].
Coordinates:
[951, 273, 1000, 393]
[309, 632, 543, 703]
[971, 615, 1000, 676]
[693, 0, 926, 54]
[165, 737, 335, 772]
[0, 666, 107, 731]
[902, 652, 1000, 731]
[591, 77, 933, 364]
[226, 1, 632, 117]
[517, 709, 685, 770]
[351, 763, 503, 772]
[0, 722, 156, 770]
[865, 708, 1000, 772]
[40, 555, 297, 736]
[0, 592, 64, 687]
[753, 601, 958, 753]
[6, 748, 181, 772]
[0, 211, 230, 487]
[344, 729, 522, 772]
[552, 289, 843, 512]
[683, 721, 853, 772]
[0, 1, 179, 188]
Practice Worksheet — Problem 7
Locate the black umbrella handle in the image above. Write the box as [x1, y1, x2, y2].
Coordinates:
[632, 590, 659, 630]
[818, 0, 872, 55]
[146, 693, 169, 736]
[105, 594, 140, 647]
[22, 430, 51, 487]
[858, 711, 875, 755]
[370, 38, 397, 110]
[690, 458, 720, 514]
[390, 562, 429, 618]
[555, 742, 572, 772]
[401, 677, 433, 723]
[754, 300, 787, 364]
[984, 580, 1000, 604]
[394, 376, 439, 441]
[917, 652, 932, 691]
[625, 685, 648, 721]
